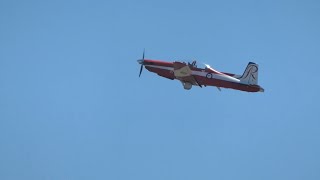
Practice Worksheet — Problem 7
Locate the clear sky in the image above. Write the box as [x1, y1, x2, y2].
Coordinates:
[1, 0, 320, 179]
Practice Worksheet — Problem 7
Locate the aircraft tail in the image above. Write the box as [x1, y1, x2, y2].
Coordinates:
[239, 62, 259, 85]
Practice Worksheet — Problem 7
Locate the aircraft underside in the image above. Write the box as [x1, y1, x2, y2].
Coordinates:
[145, 66, 264, 92]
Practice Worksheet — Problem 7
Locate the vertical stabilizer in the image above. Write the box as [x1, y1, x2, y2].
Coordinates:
[239, 62, 259, 85]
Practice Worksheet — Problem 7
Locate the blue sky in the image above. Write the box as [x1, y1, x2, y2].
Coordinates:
[1, 0, 320, 179]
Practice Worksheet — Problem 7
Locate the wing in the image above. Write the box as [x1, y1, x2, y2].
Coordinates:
[173, 62, 202, 88]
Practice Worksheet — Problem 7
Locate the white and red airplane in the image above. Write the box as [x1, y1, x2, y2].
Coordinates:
[137, 51, 264, 92]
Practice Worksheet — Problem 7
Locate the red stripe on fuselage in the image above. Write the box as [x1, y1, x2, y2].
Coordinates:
[145, 66, 175, 80]
[143, 59, 173, 67]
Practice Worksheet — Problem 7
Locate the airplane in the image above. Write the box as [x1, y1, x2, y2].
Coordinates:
[137, 51, 264, 93]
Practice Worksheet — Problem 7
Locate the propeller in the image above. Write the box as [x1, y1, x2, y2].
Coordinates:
[138, 49, 145, 77]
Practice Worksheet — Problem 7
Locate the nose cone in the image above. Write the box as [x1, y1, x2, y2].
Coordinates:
[137, 59, 144, 64]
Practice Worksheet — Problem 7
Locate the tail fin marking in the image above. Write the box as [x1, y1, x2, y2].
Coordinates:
[239, 62, 259, 85]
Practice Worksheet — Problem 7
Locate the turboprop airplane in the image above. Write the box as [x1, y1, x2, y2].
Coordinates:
[137, 51, 264, 92]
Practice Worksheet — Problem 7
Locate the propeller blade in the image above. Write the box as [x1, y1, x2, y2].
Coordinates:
[139, 65, 143, 77]
[142, 49, 145, 60]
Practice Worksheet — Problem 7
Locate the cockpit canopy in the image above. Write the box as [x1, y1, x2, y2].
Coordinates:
[175, 60, 214, 71]
[188, 60, 197, 67]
